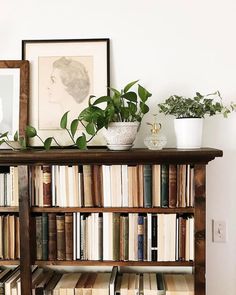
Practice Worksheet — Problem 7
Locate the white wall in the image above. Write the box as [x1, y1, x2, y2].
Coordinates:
[2, 0, 236, 293]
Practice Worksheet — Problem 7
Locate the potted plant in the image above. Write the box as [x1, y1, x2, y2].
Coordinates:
[158, 91, 235, 148]
[78, 80, 152, 150]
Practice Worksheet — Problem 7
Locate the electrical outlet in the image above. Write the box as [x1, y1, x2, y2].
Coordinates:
[212, 220, 226, 243]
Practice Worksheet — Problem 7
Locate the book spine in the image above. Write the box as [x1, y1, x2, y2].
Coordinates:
[35, 215, 43, 260]
[43, 165, 52, 207]
[56, 214, 65, 260]
[83, 165, 93, 207]
[143, 216, 147, 261]
[161, 164, 169, 207]
[138, 215, 144, 261]
[92, 165, 102, 207]
[178, 216, 186, 261]
[113, 213, 120, 261]
[143, 165, 152, 208]
[151, 214, 157, 261]
[65, 213, 73, 260]
[42, 213, 48, 260]
[48, 213, 57, 260]
[169, 165, 177, 208]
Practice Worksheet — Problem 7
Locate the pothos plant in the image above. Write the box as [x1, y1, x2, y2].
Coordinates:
[0, 80, 152, 150]
[158, 91, 236, 118]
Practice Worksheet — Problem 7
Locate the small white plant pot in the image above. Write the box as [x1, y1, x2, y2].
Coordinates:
[103, 122, 140, 150]
[174, 118, 203, 149]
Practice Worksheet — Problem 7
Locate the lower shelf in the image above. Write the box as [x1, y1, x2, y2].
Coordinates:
[35, 260, 193, 267]
[0, 260, 20, 265]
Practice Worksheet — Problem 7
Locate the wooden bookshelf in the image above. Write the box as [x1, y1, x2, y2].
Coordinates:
[0, 148, 223, 295]
[0, 260, 20, 265]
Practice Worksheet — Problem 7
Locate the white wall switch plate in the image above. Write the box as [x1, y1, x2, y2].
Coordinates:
[212, 220, 226, 243]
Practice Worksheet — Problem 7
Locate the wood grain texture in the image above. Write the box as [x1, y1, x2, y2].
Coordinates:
[0, 60, 29, 137]
[194, 165, 206, 295]
[0, 148, 223, 165]
[18, 166, 32, 295]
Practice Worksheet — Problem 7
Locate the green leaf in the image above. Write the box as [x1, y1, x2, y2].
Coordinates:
[138, 84, 152, 102]
[122, 91, 137, 102]
[60, 111, 69, 129]
[0, 132, 9, 139]
[76, 133, 87, 149]
[88, 95, 96, 107]
[108, 87, 121, 96]
[140, 102, 149, 114]
[86, 122, 96, 136]
[0, 139, 5, 145]
[70, 119, 79, 137]
[44, 137, 53, 150]
[93, 96, 110, 106]
[25, 126, 37, 138]
[124, 80, 139, 93]
[14, 131, 18, 141]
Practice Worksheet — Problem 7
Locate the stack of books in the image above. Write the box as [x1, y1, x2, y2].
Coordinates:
[0, 166, 19, 207]
[0, 266, 194, 294]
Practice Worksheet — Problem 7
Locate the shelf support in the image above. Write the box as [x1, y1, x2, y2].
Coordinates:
[194, 164, 206, 295]
[19, 165, 32, 295]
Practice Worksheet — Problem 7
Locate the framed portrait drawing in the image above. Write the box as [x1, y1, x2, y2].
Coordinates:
[0, 60, 29, 141]
[22, 38, 110, 146]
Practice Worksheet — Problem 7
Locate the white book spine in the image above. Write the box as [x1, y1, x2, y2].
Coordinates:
[51, 165, 56, 207]
[147, 213, 152, 261]
[121, 165, 128, 207]
[103, 213, 110, 260]
[73, 212, 77, 260]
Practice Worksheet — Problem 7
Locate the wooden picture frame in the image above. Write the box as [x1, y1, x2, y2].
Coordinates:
[22, 39, 110, 146]
[0, 60, 29, 140]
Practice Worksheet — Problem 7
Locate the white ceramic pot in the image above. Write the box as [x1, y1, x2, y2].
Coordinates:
[174, 118, 203, 149]
[103, 122, 140, 150]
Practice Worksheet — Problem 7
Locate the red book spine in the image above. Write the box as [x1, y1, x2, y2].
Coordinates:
[43, 166, 52, 207]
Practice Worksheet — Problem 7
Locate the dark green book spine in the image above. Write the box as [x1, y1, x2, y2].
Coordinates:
[161, 164, 169, 207]
[42, 213, 48, 260]
[36, 216, 43, 260]
[144, 165, 152, 208]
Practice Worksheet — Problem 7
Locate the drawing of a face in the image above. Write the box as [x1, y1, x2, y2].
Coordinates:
[47, 57, 90, 104]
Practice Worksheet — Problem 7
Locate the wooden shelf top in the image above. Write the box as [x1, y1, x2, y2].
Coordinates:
[0, 260, 19, 265]
[0, 207, 19, 212]
[0, 147, 223, 165]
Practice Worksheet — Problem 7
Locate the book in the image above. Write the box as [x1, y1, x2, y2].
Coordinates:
[138, 165, 144, 207]
[92, 273, 111, 295]
[82, 273, 97, 295]
[151, 214, 157, 261]
[120, 216, 128, 261]
[152, 164, 161, 207]
[92, 165, 102, 207]
[168, 165, 177, 208]
[35, 215, 43, 260]
[58, 273, 81, 295]
[75, 273, 89, 295]
[56, 214, 65, 260]
[34, 270, 54, 295]
[138, 215, 144, 261]
[65, 213, 73, 261]
[110, 266, 118, 295]
[110, 165, 122, 207]
[44, 273, 62, 295]
[48, 213, 57, 260]
[113, 213, 120, 261]
[83, 165, 93, 207]
[43, 165, 52, 207]
[161, 164, 169, 207]
[143, 165, 152, 208]
[42, 213, 48, 260]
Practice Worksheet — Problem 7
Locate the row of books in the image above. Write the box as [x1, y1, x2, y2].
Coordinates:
[0, 214, 20, 260]
[0, 266, 194, 295]
[30, 164, 194, 208]
[35, 213, 194, 262]
[0, 166, 19, 207]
